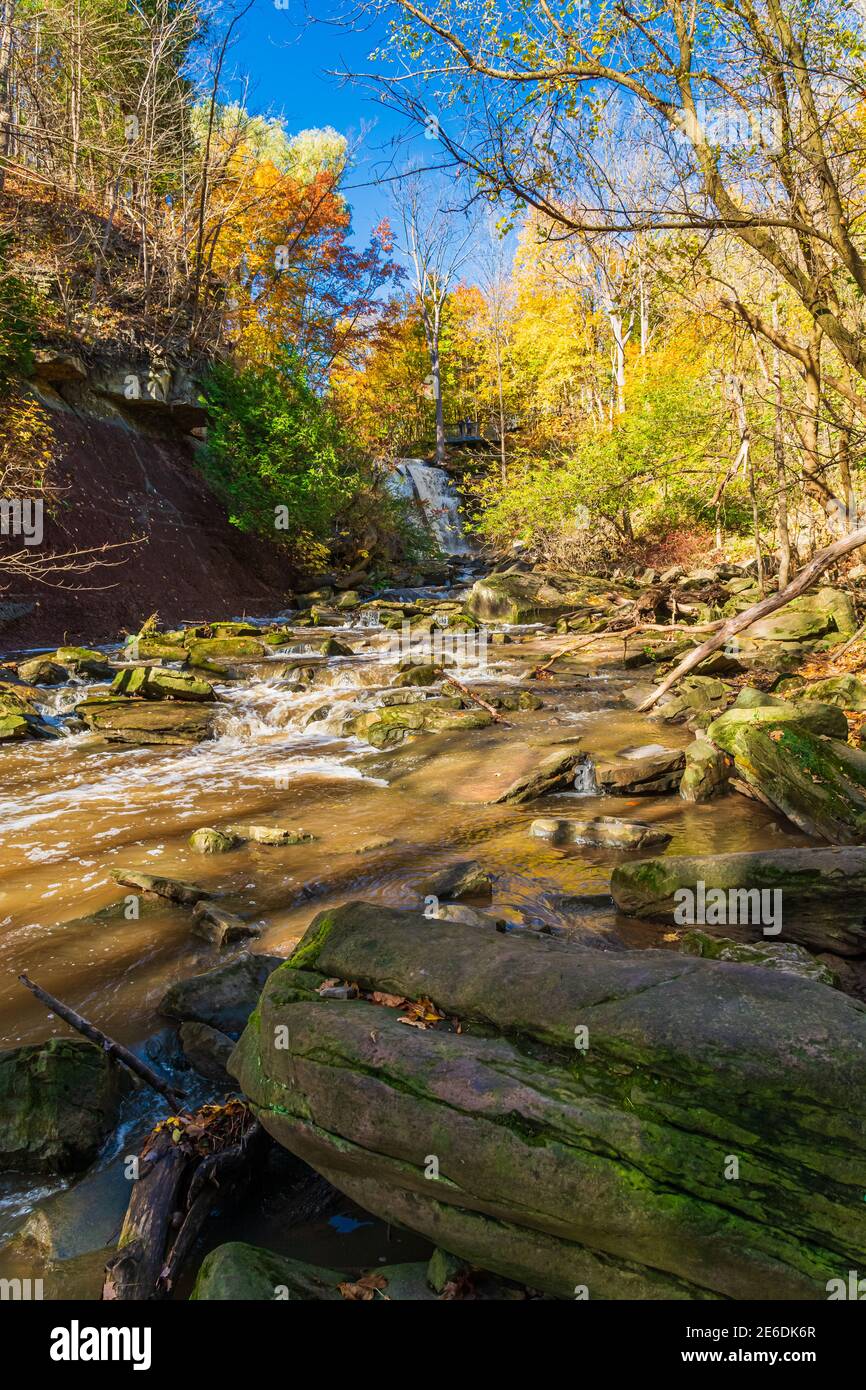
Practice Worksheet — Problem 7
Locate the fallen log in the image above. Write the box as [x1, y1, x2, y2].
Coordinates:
[18, 972, 186, 1111]
[103, 1100, 268, 1300]
[436, 668, 511, 724]
[637, 525, 866, 711]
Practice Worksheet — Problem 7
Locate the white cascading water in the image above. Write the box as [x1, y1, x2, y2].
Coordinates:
[389, 458, 471, 555]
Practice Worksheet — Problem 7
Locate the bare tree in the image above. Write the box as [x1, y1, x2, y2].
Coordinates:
[393, 171, 475, 465]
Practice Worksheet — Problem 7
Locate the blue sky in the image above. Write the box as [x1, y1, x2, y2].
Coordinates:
[226, 1, 415, 246]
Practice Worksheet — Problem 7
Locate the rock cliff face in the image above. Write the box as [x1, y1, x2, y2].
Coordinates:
[1, 352, 287, 648]
[230, 901, 866, 1301]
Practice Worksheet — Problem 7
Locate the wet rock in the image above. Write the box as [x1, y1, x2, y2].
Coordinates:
[76, 696, 216, 744]
[0, 1039, 131, 1175]
[679, 738, 733, 802]
[594, 746, 685, 795]
[391, 663, 440, 687]
[0, 680, 59, 739]
[231, 901, 866, 1300]
[189, 827, 239, 854]
[679, 930, 837, 986]
[224, 824, 314, 846]
[491, 748, 586, 804]
[191, 901, 261, 949]
[319, 637, 354, 657]
[433, 903, 505, 929]
[336, 590, 360, 609]
[16, 657, 67, 686]
[126, 636, 188, 661]
[418, 860, 494, 901]
[348, 701, 492, 749]
[709, 718, 866, 843]
[179, 1021, 236, 1083]
[186, 636, 265, 666]
[530, 816, 671, 849]
[54, 646, 114, 677]
[160, 953, 286, 1034]
[16, 1162, 131, 1259]
[610, 846, 866, 953]
[111, 868, 212, 905]
[110, 667, 216, 701]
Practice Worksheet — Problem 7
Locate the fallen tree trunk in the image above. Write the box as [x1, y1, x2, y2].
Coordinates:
[637, 525, 866, 711]
[103, 1100, 268, 1300]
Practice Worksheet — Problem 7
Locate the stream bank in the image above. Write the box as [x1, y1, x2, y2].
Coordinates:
[1, 557, 865, 1299]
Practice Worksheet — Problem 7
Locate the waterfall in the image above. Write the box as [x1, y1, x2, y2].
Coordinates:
[388, 458, 471, 555]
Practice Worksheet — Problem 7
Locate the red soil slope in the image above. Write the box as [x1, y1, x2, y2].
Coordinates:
[0, 411, 289, 652]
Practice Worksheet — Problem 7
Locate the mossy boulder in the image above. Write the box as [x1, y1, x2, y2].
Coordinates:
[0, 680, 59, 739]
[0, 1039, 131, 1175]
[742, 587, 856, 642]
[54, 646, 114, 677]
[189, 827, 239, 854]
[611, 846, 866, 953]
[800, 674, 866, 711]
[110, 667, 215, 702]
[654, 676, 735, 729]
[706, 697, 848, 742]
[709, 718, 866, 843]
[348, 700, 492, 749]
[230, 901, 866, 1300]
[466, 571, 633, 625]
[186, 637, 265, 666]
[16, 657, 67, 686]
[679, 930, 837, 986]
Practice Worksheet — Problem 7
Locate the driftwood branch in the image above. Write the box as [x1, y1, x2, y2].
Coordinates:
[18, 972, 186, 1110]
[437, 669, 511, 724]
[637, 526, 866, 711]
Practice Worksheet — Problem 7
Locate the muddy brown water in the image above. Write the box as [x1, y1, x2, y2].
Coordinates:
[0, 603, 809, 1295]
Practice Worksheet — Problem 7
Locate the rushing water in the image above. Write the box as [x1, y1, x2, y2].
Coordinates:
[0, 595, 809, 1293]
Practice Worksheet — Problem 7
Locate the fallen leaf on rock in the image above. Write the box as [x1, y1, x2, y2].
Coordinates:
[768, 730, 783, 742]
[338, 1272, 389, 1301]
[370, 991, 406, 1008]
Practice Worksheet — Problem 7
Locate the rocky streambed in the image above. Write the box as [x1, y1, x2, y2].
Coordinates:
[2, 559, 866, 1300]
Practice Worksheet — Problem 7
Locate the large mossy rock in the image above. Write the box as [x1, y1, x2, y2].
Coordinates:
[0, 680, 59, 740]
[230, 901, 866, 1300]
[347, 700, 492, 749]
[110, 667, 215, 702]
[186, 637, 266, 667]
[742, 587, 856, 643]
[709, 718, 866, 843]
[0, 1039, 131, 1174]
[76, 696, 216, 744]
[653, 676, 735, 729]
[610, 846, 866, 953]
[706, 696, 848, 742]
[466, 571, 632, 624]
[800, 674, 866, 711]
